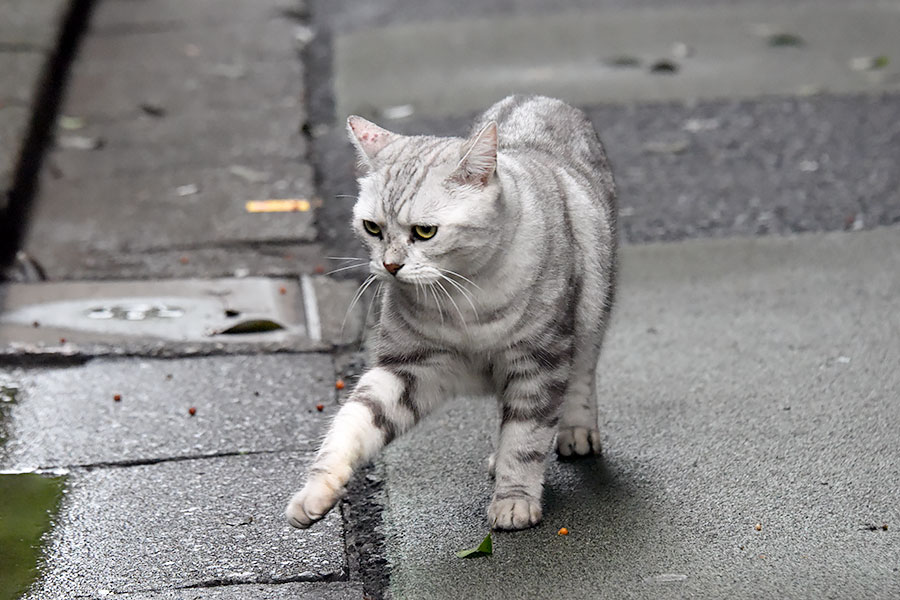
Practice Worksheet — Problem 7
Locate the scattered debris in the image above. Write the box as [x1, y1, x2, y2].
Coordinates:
[188, 407, 197, 416]
[649, 59, 679, 74]
[139, 103, 166, 118]
[228, 165, 270, 183]
[557, 527, 569, 536]
[59, 337, 66, 344]
[314, 265, 325, 275]
[643, 139, 690, 154]
[176, 184, 199, 197]
[245, 199, 312, 213]
[755, 523, 762, 531]
[293, 24, 316, 50]
[179, 256, 190, 265]
[316, 404, 324, 412]
[767, 33, 804, 47]
[57, 135, 104, 150]
[860, 523, 888, 531]
[279, 286, 287, 295]
[58, 115, 85, 130]
[456, 533, 493, 558]
[32, 321, 40, 328]
[380, 104, 415, 120]
[849, 55, 889, 71]
[335, 379, 346, 391]
[225, 515, 253, 526]
[671, 43, 694, 59]
[113, 394, 122, 402]
[215, 319, 286, 335]
[682, 118, 719, 133]
[605, 55, 642, 68]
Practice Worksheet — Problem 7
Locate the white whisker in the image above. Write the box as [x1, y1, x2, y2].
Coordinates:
[436, 280, 467, 332]
[326, 262, 367, 276]
[341, 274, 377, 338]
[438, 268, 482, 291]
[440, 274, 478, 320]
[427, 283, 445, 325]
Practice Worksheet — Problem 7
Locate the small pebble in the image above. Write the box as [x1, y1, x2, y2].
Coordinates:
[316, 404, 324, 412]
[188, 407, 197, 416]
[755, 523, 762, 531]
[113, 394, 122, 402]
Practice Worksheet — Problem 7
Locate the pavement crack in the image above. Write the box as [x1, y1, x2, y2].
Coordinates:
[22, 448, 304, 472]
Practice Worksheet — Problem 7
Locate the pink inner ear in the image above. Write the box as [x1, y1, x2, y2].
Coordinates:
[348, 116, 395, 159]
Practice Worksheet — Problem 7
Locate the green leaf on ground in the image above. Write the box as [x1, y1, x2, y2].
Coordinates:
[872, 55, 890, 69]
[456, 533, 493, 558]
[216, 319, 285, 334]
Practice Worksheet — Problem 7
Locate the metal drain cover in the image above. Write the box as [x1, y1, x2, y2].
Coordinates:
[0, 277, 331, 356]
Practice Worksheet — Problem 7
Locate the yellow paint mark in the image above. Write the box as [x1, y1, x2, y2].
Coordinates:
[246, 199, 312, 213]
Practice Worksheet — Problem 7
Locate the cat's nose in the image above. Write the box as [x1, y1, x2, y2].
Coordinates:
[383, 262, 403, 276]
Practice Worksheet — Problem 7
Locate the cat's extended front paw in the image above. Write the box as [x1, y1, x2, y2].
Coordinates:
[557, 426, 602, 457]
[488, 495, 542, 530]
[285, 478, 342, 529]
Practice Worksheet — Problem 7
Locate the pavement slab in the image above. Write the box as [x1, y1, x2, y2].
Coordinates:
[23, 452, 346, 599]
[0, 51, 46, 107]
[107, 582, 365, 599]
[90, 0, 304, 32]
[65, 23, 303, 119]
[0, 353, 335, 470]
[380, 227, 900, 599]
[334, 4, 900, 118]
[19, 243, 327, 281]
[0, 0, 68, 50]
[27, 162, 316, 254]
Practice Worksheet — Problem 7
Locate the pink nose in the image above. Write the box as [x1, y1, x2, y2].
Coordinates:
[383, 262, 403, 275]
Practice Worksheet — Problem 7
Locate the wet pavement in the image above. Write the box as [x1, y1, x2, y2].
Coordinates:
[381, 227, 900, 599]
[2, 0, 900, 598]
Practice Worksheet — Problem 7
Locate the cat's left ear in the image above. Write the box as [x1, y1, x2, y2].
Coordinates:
[450, 121, 498, 188]
[347, 115, 398, 171]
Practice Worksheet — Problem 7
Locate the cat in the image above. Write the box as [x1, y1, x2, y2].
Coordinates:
[286, 95, 617, 530]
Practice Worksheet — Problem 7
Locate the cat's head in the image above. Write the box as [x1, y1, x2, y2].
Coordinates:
[347, 116, 502, 286]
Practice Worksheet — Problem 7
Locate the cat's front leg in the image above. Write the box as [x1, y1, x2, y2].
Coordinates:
[286, 367, 413, 528]
[489, 355, 568, 530]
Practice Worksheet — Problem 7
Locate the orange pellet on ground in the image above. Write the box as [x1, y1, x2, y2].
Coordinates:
[314, 265, 325, 274]
[335, 379, 345, 390]
[316, 404, 324, 412]
[113, 394, 122, 402]
[188, 407, 197, 416]
[279, 286, 287, 295]
[59, 338, 66, 344]
[557, 527, 569, 536]
[179, 256, 189, 264]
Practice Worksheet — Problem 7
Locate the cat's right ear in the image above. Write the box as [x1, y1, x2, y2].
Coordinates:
[347, 116, 397, 171]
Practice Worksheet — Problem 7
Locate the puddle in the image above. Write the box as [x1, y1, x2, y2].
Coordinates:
[0, 472, 67, 600]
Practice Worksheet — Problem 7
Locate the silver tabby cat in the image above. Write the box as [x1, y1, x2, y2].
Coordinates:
[286, 95, 617, 530]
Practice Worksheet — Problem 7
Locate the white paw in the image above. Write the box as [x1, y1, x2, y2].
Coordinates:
[488, 496, 542, 530]
[486, 452, 496, 478]
[557, 426, 602, 457]
[285, 478, 342, 529]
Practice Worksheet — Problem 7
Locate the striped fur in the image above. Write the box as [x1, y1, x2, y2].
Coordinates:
[286, 95, 617, 531]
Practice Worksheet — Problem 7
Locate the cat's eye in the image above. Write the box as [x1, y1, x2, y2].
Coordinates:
[412, 225, 438, 240]
[362, 220, 382, 237]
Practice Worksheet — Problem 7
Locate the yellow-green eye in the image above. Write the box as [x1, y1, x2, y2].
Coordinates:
[362, 220, 382, 237]
[412, 225, 438, 240]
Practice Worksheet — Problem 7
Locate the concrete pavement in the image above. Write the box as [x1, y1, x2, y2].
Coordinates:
[2, 0, 899, 598]
[381, 227, 900, 599]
